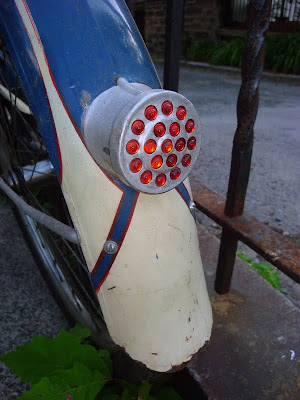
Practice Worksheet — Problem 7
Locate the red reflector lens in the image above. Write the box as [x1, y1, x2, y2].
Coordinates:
[185, 119, 195, 133]
[154, 122, 166, 138]
[161, 139, 173, 153]
[140, 170, 152, 184]
[151, 155, 163, 169]
[130, 158, 142, 173]
[144, 139, 157, 154]
[182, 154, 191, 167]
[170, 167, 181, 180]
[176, 106, 186, 120]
[131, 120, 145, 135]
[126, 140, 139, 155]
[175, 138, 186, 152]
[145, 105, 157, 121]
[166, 153, 177, 167]
[161, 101, 173, 115]
[169, 122, 180, 137]
[156, 173, 166, 187]
[187, 136, 197, 150]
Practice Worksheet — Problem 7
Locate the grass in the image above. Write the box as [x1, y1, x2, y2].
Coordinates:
[237, 251, 281, 291]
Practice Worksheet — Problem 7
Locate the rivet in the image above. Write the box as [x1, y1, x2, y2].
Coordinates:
[189, 201, 196, 211]
[103, 240, 118, 254]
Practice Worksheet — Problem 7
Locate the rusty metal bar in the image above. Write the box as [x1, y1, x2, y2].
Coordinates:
[191, 179, 300, 284]
[163, 0, 184, 92]
[215, 0, 272, 294]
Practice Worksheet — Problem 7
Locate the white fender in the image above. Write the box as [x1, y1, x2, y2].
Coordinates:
[15, 0, 212, 372]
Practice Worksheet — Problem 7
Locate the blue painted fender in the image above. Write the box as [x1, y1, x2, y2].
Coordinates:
[0, 0, 161, 178]
[0, 0, 212, 372]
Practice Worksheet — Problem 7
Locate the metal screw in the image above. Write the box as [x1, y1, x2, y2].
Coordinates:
[189, 201, 196, 211]
[103, 240, 118, 254]
[189, 201, 197, 220]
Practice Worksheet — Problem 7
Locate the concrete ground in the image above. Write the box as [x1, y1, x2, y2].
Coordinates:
[156, 64, 300, 307]
[156, 64, 300, 237]
[0, 66, 299, 399]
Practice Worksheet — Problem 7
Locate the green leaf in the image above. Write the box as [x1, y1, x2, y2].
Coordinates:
[18, 364, 105, 400]
[236, 251, 252, 265]
[252, 262, 280, 290]
[98, 349, 113, 378]
[121, 381, 139, 400]
[0, 330, 111, 383]
[155, 386, 182, 400]
[138, 382, 152, 399]
[54, 362, 106, 388]
[68, 324, 91, 343]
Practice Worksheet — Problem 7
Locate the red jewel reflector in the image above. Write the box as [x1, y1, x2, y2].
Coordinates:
[187, 136, 197, 150]
[151, 155, 163, 169]
[166, 153, 177, 167]
[161, 101, 173, 115]
[154, 122, 166, 137]
[131, 120, 145, 135]
[185, 119, 195, 133]
[144, 139, 157, 154]
[182, 154, 191, 167]
[145, 105, 157, 121]
[140, 170, 152, 184]
[130, 158, 142, 173]
[126, 140, 139, 155]
[170, 167, 181, 180]
[169, 122, 180, 137]
[156, 173, 166, 187]
[176, 106, 186, 120]
[161, 139, 173, 153]
[175, 137, 186, 152]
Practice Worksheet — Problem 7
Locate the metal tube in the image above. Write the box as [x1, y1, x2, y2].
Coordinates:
[0, 177, 80, 244]
[0, 84, 32, 115]
[163, 0, 184, 92]
[21, 160, 55, 184]
[215, 0, 272, 294]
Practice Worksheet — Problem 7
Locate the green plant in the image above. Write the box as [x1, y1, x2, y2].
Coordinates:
[0, 325, 182, 400]
[237, 251, 281, 291]
[185, 34, 300, 74]
[186, 38, 221, 62]
[185, 37, 244, 68]
[264, 34, 300, 74]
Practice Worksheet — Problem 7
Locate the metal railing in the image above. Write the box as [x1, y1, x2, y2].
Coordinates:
[164, 0, 300, 294]
[231, 0, 300, 23]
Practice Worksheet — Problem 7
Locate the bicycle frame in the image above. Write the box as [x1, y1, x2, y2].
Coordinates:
[0, 0, 212, 372]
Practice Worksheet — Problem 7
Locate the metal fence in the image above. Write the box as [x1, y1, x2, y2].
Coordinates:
[164, 0, 300, 294]
[232, 0, 300, 23]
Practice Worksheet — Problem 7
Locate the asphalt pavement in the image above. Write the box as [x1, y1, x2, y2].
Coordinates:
[156, 64, 300, 236]
[0, 65, 299, 399]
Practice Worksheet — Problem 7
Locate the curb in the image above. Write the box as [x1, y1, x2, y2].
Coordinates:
[154, 59, 300, 82]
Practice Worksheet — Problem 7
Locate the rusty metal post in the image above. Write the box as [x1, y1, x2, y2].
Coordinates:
[215, 0, 272, 294]
[163, 0, 184, 92]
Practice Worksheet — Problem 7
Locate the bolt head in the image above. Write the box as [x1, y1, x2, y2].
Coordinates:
[103, 240, 118, 254]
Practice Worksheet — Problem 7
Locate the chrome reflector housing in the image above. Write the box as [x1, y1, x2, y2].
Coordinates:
[83, 78, 201, 194]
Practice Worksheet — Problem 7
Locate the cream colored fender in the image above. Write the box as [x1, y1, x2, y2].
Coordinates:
[15, 0, 212, 372]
